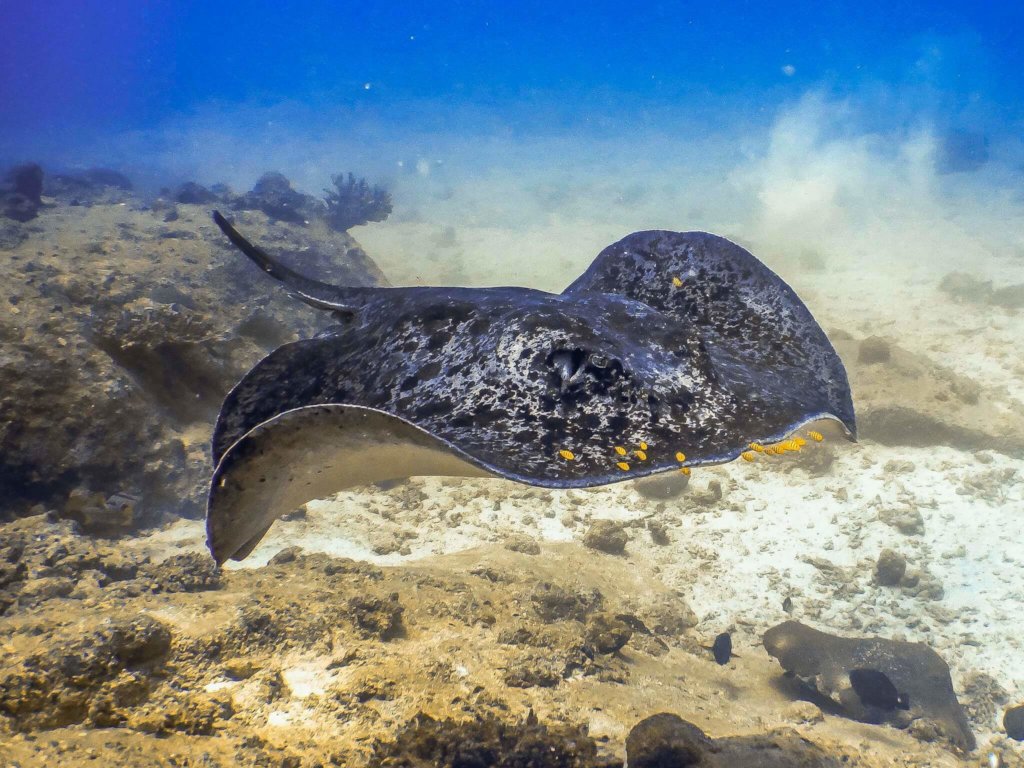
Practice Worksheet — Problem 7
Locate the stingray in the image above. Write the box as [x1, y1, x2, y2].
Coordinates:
[207, 211, 855, 564]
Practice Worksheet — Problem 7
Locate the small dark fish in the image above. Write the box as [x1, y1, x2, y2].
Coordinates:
[782, 596, 793, 613]
[849, 668, 910, 711]
[711, 632, 732, 665]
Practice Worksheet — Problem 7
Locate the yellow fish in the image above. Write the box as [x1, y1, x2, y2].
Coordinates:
[558, 449, 575, 461]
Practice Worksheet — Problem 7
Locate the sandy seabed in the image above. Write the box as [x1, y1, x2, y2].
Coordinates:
[2, 139, 1024, 765]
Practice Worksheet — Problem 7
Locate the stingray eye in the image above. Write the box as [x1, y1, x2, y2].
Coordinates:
[548, 348, 585, 375]
[589, 353, 609, 369]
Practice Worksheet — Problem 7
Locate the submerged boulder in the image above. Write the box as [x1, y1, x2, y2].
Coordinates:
[763, 620, 974, 750]
[625, 712, 844, 767]
[1, 163, 44, 222]
[45, 167, 133, 205]
[235, 171, 323, 223]
[0, 178, 386, 529]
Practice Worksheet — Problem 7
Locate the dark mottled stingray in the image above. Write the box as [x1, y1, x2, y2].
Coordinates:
[207, 211, 855, 563]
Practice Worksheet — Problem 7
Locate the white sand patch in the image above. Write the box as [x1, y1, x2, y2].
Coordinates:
[281, 658, 335, 698]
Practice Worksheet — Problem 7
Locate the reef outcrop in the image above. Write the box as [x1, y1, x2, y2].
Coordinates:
[763, 619, 974, 751]
[0, 165, 386, 527]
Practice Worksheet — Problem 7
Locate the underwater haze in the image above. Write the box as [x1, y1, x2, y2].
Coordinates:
[2, 2, 1024, 766]
[4, 1, 1024, 286]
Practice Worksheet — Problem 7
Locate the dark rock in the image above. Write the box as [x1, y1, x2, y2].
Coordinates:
[45, 168, 132, 205]
[504, 533, 541, 555]
[763, 620, 974, 750]
[8, 163, 43, 203]
[626, 713, 711, 767]
[582, 520, 628, 555]
[372, 712, 602, 766]
[138, 552, 221, 593]
[236, 172, 322, 224]
[0, 198, 384, 527]
[18, 575, 74, 604]
[324, 172, 392, 232]
[714, 730, 843, 767]
[0, 614, 170, 729]
[59, 488, 136, 535]
[530, 581, 602, 623]
[939, 271, 994, 304]
[640, 593, 698, 638]
[1005, 705, 1024, 740]
[504, 654, 564, 688]
[634, 473, 689, 500]
[269, 546, 301, 565]
[858, 336, 891, 365]
[939, 271, 1024, 310]
[960, 671, 1009, 727]
[690, 479, 723, 507]
[647, 518, 670, 545]
[627, 713, 844, 767]
[992, 283, 1024, 309]
[107, 615, 173, 664]
[347, 593, 403, 639]
[222, 658, 258, 680]
[878, 505, 925, 536]
[584, 612, 633, 654]
[874, 549, 907, 586]
[80, 168, 133, 190]
[1, 163, 44, 222]
[173, 182, 218, 205]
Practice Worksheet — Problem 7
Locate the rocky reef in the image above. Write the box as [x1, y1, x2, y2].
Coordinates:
[324, 171, 393, 232]
[0, 163, 44, 222]
[0, 164, 386, 529]
[0, 515, 997, 767]
[763, 620, 974, 750]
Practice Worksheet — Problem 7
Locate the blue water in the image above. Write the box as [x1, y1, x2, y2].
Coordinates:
[3, 1, 1022, 170]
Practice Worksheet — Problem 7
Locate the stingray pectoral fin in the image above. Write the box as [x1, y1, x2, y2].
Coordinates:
[207, 404, 494, 564]
[211, 210, 367, 312]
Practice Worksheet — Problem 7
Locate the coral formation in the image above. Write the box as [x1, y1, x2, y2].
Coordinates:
[0, 163, 44, 221]
[324, 171, 393, 231]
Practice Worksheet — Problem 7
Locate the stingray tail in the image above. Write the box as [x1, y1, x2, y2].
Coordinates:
[212, 210, 370, 313]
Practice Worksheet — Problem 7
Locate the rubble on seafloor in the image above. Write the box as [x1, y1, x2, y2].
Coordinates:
[0, 514, 1021, 767]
